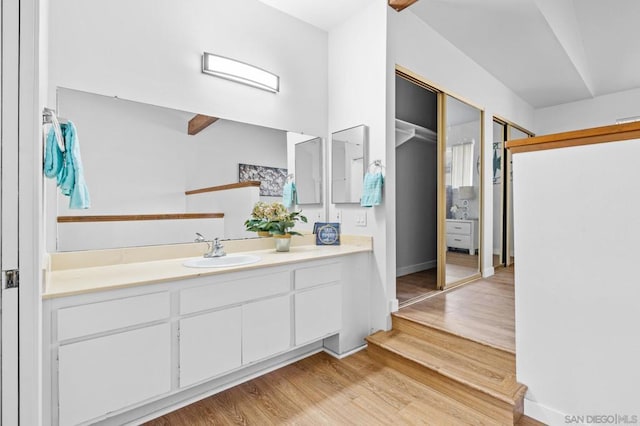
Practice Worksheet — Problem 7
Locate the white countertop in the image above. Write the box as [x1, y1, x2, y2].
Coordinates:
[44, 236, 372, 299]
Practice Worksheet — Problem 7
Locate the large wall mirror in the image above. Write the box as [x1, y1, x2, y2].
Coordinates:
[331, 125, 368, 204]
[49, 87, 320, 251]
[294, 137, 323, 204]
[443, 95, 482, 287]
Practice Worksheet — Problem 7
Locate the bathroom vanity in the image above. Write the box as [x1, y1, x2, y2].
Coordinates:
[43, 237, 372, 425]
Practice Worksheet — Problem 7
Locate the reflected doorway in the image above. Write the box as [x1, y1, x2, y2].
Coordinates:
[492, 118, 533, 268]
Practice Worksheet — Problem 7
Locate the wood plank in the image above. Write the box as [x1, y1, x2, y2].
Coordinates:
[396, 267, 438, 306]
[57, 213, 224, 223]
[366, 343, 515, 424]
[366, 330, 524, 401]
[395, 266, 516, 353]
[388, 0, 419, 12]
[187, 114, 218, 135]
[506, 120, 640, 153]
[185, 180, 261, 196]
[145, 351, 506, 425]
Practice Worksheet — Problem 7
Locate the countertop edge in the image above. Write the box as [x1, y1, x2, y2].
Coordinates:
[44, 244, 372, 300]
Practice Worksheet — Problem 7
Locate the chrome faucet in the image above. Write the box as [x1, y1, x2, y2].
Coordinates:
[194, 233, 226, 258]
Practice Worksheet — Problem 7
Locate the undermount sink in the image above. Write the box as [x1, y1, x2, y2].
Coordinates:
[182, 254, 261, 268]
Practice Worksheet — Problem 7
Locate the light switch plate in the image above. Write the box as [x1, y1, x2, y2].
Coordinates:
[355, 212, 367, 227]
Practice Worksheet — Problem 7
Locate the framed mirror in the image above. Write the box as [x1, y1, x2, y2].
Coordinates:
[331, 125, 368, 204]
[294, 137, 323, 204]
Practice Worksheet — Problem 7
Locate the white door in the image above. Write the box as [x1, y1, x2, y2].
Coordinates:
[1, 0, 21, 423]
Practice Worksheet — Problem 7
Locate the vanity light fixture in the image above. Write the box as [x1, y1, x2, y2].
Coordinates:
[201, 52, 279, 93]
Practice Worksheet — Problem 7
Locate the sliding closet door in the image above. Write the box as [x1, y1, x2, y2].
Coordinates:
[441, 95, 483, 289]
[492, 120, 506, 268]
[506, 127, 529, 267]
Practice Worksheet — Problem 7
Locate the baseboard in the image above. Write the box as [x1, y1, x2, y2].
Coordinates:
[323, 343, 367, 359]
[525, 398, 569, 425]
[483, 266, 495, 277]
[105, 342, 324, 426]
[396, 260, 437, 277]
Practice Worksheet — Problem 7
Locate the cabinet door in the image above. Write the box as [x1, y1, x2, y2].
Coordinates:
[58, 324, 171, 426]
[242, 295, 291, 364]
[179, 307, 241, 388]
[295, 284, 341, 345]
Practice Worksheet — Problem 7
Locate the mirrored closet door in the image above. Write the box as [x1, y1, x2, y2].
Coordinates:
[492, 118, 533, 269]
[442, 95, 483, 288]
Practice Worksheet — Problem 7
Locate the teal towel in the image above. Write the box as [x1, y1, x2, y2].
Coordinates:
[360, 172, 383, 207]
[44, 121, 91, 209]
[282, 181, 297, 209]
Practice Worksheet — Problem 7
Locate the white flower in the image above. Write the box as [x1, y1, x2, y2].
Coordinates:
[450, 204, 459, 213]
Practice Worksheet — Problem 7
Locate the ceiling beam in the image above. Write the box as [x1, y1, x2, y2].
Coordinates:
[188, 114, 219, 135]
[389, 0, 419, 12]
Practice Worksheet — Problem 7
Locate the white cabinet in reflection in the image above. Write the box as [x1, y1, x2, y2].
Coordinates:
[446, 219, 478, 255]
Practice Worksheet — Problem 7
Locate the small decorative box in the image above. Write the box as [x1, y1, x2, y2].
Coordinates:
[313, 222, 341, 245]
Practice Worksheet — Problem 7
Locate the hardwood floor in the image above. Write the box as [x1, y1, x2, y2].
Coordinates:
[146, 350, 541, 425]
[146, 267, 542, 425]
[396, 265, 516, 353]
[396, 268, 438, 305]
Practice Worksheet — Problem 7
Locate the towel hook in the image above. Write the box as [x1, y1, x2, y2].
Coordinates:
[368, 160, 384, 173]
[43, 108, 66, 152]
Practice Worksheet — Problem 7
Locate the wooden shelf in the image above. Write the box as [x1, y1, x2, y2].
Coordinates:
[57, 213, 224, 223]
[507, 121, 640, 154]
[185, 181, 261, 196]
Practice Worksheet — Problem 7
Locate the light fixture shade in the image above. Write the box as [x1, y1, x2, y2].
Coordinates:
[458, 186, 476, 200]
[202, 52, 279, 93]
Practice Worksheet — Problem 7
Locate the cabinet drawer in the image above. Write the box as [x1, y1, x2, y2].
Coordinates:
[447, 234, 471, 249]
[446, 221, 471, 235]
[180, 271, 290, 314]
[294, 263, 340, 290]
[57, 292, 170, 341]
[295, 283, 341, 345]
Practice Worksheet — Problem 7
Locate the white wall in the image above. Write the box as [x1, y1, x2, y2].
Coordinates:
[56, 89, 188, 215]
[48, 0, 328, 139]
[58, 219, 225, 251]
[513, 140, 640, 423]
[328, 0, 389, 332]
[388, 9, 535, 278]
[534, 87, 640, 135]
[186, 187, 260, 241]
[186, 119, 287, 191]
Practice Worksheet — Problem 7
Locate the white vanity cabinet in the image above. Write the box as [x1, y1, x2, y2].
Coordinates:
[242, 295, 291, 363]
[54, 293, 172, 426]
[44, 255, 369, 425]
[294, 264, 342, 345]
[179, 307, 242, 388]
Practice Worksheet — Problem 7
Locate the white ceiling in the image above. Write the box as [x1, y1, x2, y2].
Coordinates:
[257, 0, 375, 31]
[258, 0, 640, 109]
